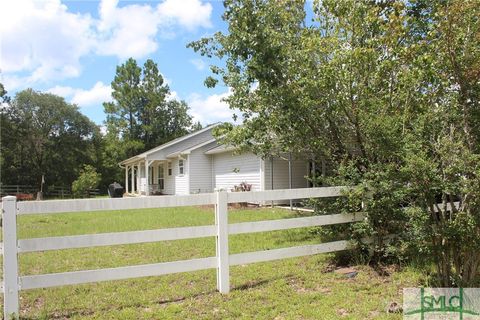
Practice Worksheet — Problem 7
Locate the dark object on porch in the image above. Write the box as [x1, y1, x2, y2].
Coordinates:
[108, 182, 124, 198]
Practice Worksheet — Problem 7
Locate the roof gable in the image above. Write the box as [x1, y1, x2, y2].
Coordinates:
[120, 123, 221, 165]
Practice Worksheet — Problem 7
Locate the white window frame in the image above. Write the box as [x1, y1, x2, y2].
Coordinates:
[158, 164, 164, 190]
[179, 159, 185, 175]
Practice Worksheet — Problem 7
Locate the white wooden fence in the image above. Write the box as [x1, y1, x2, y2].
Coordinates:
[1, 187, 365, 319]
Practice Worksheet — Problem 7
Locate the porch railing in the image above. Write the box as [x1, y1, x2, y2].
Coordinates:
[148, 184, 163, 194]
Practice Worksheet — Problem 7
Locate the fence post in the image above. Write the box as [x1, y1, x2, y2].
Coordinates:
[215, 190, 230, 293]
[2, 196, 19, 319]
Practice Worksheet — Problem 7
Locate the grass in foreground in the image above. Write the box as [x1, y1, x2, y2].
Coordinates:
[2, 206, 422, 319]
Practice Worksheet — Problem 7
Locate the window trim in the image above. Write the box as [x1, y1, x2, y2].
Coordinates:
[179, 159, 185, 175]
[158, 165, 164, 190]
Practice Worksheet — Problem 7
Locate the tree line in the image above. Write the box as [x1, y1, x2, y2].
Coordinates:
[0, 58, 200, 194]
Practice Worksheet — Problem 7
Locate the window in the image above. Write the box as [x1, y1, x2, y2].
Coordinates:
[179, 159, 184, 175]
[168, 162, 172, 176]
[158, 165, 164, 189]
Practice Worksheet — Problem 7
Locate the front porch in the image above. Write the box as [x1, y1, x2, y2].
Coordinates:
[123, 159, 168, 196]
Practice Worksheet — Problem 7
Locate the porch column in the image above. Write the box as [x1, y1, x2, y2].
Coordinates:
[125, 165, 128, 194]
[136, 163, 140, 195]
[131, 164, 134, 194]
[153, 163, 158, 193]
[145, 159, 150, 196]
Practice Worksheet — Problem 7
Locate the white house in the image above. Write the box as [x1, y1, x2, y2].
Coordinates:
[119, 123, 312, 196]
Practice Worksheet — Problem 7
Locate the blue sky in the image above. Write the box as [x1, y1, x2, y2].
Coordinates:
[1, 0, 235, 125]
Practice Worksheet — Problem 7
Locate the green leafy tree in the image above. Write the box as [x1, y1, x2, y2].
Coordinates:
[191, 0, 480, 286]
[0, 82, 11, 185]
[0, 82, 10, 103]
[190, 121, 203, 132]
[139, 59, 170, 148]
[1, 89, 100, 189]
[399, 0, 480, 286]
[72, 165, 101, 198]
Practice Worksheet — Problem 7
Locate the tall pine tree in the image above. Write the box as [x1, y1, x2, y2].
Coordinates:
[102, 58, 198, 183]
[104, 58, 195, 156]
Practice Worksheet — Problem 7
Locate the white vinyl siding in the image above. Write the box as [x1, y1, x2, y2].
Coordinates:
[213, 152, 262, 191]
[123, 125, 216, 195]
[189, 144, 216, 194]
[264, 157, 309, 190]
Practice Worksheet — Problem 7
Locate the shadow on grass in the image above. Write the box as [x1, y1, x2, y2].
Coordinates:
[21, 291, 211, 320]
[232, 278, 271, 291]
[20, 276, 288, 320]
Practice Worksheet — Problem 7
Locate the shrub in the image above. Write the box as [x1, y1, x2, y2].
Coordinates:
[72, 165, 101, 198]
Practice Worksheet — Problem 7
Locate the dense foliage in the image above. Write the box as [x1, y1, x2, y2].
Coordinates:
[190, 0, 480, 286]
[1, 58, 199, 192]
[72, 165, 101, 198]
[1, 89, 101, 189]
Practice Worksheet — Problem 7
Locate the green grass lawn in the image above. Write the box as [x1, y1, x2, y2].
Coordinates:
[4, 205, 423, 319]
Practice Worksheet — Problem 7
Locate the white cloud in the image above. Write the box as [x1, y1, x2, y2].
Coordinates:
[187, 90, 236, 124]
[96, 0, 213, 58]
[47, 81, 112, 107]
[0, 0, 94, 87]
[1, 0, 213, 89]
[163, 75, 173, 86]
[99, 125, 108, 135]
[167, 90, 179, 101]
[157, 0, 212, 30]
[47, 85, 76, 97]
[2, 75, 30, 92]
[96, 0, 160, 59]
[190, 59, 207, 71]
[72, 82, 112, 106]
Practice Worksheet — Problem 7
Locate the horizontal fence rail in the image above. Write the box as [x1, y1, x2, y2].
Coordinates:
[227, 186, 344, 203]
[229, 212, 365, 235]
[20, 257, 218, 290]
[17, 192, 216, 215]
[229, 241, 352, 266]
[18, 225, 217, 253]
[2, 186, 364, 319]
[0, 185, 37, 194]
